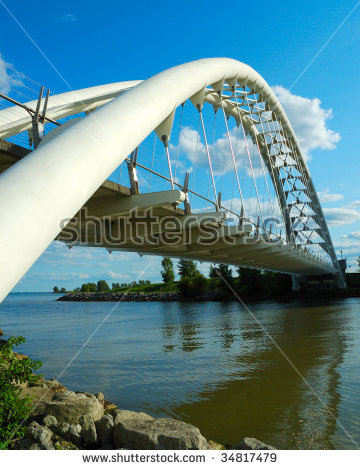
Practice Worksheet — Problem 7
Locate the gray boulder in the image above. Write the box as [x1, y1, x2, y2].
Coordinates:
[79, 414, 98, 447]
[56, 422, 83, 447]
[43, 414, 58, 430]
[13, 421, 54, 450]
[45, 390, 103, 424]
[232, 437, 276, 450]
[95, 414, 114, 446]
[112, 410, 209, 450]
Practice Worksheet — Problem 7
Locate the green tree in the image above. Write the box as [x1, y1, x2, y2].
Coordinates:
[209, 264, 218, 278]
[178, 274, 208, 298]
[262, 271, 292, 296]
[0, 336, 42, 449]
[177, 259, 199, 278]
[216, 264, 235, 296]
[236, 267, 264, 296]
[81, 283, 97, 292]
[97, 280, 110, 292]
[53, 286, 60, 293]
[161, 257, 175, 283]
[358, 256, 360, 272]
[60, 287, 66, 293]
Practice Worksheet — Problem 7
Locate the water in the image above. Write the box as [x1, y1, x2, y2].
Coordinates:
[1, 292, 359, 449]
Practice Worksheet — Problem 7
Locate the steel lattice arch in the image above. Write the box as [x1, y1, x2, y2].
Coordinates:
[0, 58, 345, 301]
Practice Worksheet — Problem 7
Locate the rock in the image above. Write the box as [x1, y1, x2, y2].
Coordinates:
[95, 414, 114, 446]
[12, 438, 41, 450]
[44, 379, 67, 392]
[95, 392, 104, 407]
[43, 415, 58, 430]
[28, 375, 46, 388]
[112, 410, 209, 450]
[208, 440, 226, 450]
[112, 409, 153, 426]
[53, 439, 79, 450]
[13, 421, 54, 450]
[56, 423, 83, 447]
[231, 437, 276, 450]
[14, 352, 28, 360]
[100, 443, 114, 450]
[79, 414, 98, 448]
[104, 400, 117, 413]
[45, 390, 103, 424]
[20, 386, 56, 419]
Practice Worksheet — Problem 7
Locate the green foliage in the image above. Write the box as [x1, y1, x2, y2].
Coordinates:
[214, 264, 235, 297]
[209, 265, 218, 279]
[237, 267, 265, 296]
[81, 282, 97, 292]
[177, 259, 199, 278]
[236, 267, 292, 296]
[97, 280, 110, 292]
[53, 286, 59, 293]
[0, 336, 42, 449]
[262, 271, 292, 296]
[178, 274, 208, 298]
[60, 287, 66, 293]
[161, 257, 175, 283]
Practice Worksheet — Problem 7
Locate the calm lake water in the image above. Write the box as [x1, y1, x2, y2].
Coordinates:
[1, 292, 359, 450]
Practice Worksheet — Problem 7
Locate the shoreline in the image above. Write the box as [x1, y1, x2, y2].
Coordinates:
[10, 373, 275, 451]
[57, 289, 360, 303]
[1, 335, 275, 451]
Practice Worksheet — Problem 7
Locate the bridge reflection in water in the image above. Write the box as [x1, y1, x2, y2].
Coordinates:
[158, 300, 356, 450]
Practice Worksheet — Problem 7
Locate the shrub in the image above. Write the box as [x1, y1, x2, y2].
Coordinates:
[178, 274, 208, 298]
[0, 336, 42, 449]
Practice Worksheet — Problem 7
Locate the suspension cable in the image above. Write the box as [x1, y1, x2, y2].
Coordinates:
[242, 92, 278, 230]
[174, 103, 184, 180]
[220, 96, 246, 217]
[198, 107, 218, 208]
[236, 96, 264, 226]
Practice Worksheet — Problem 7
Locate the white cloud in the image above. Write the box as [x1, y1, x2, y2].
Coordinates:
[334, 232, 360, 270]
[32, 272, 90, 280]
[0, 53, 18, 95]
[174, 126, 260, 177]
[318, 189, 344, 203]
[273, 86, 340, 159]
[56, 14, 77, 23]
[323, 201, 360, 226]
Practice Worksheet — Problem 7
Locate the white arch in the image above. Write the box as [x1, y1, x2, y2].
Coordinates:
[0, 58, 343, 301]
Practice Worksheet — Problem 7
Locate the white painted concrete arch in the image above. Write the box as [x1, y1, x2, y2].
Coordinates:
[0, 58, 343, 301]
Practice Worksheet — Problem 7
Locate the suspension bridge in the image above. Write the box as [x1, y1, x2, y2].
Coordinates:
[0, 58, 346, 301]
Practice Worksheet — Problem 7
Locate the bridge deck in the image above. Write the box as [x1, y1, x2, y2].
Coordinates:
[0, 139, 335, 277]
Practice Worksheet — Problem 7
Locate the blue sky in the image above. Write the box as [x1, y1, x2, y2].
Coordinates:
[0, 0, 359, 291]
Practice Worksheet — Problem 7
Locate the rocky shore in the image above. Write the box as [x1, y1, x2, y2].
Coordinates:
[10, 377, 275, 451]
[1, 331, 275, 451]
[57, 288, 360, 302]
[57, 292, 216, 302]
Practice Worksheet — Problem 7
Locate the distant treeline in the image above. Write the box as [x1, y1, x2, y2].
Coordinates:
[54, 279, 152, 293]
[54, 256, 360, 298]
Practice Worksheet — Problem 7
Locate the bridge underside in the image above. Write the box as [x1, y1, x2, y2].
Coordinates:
[0, 139, 335, 278]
